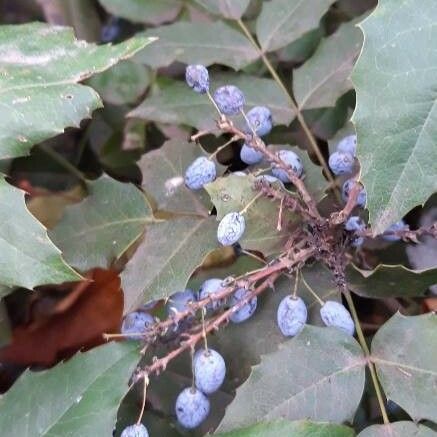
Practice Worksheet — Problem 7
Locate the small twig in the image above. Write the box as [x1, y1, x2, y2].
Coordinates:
[330, 182, 361, 225]
[300, 273, 324, 305]
[136, 375, 149, 426]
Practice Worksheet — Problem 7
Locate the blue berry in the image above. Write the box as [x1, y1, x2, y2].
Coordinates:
[198, 278, 225, 311]
[185, 64, 209, 94]
[185, 157, 216, 190]
[175, 387, 210, 429]
[256, 174, 283, 185]
[121, 311, 155, 339]
[320, 301, 355, 336]
[329, 151, 354, 175]
[217, 212, 245, 246]
[233, 171, 247, 177]
[277, 296, 307, 337]
[345, 216, 366, 247]
[213, 85, 245, 115]
[166, 290, 196, 316]
[193, 348, 226, 394]
[337, 135, 357, 157]
[244, 106, 273, 137]
[101, 17, 122, 43]
[240, 143, 263, 165]
[229, 288, 257, 323]
[271, 150, 304, 182]
[342, 178, 367, 207]
[121, 423, 149, 437]
[382, 220, 409, 242]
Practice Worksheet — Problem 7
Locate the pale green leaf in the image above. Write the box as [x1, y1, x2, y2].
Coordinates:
[218, 326, 366, 432]
[121, 216, 218, 312]
[347, 264, 437, 298]
[98, 0, 183, 25]
[256, 0, 336, 52]
[0, 177, 80, 289]
[358, 422, 437, 437]
[192, 0, 250, 19]
[0, 22, 154, 159]
[352, 0, 437, 233]
[371, 313, 437, 422]
[0, 342, 140, 437]
[135, 21, 259, 70]
[294, 23, 363, 110]
[215, 420, 355, 437]
[88, 60, 150, 105]
[129, 74, 294, 130]
[50, 175, 154, 271]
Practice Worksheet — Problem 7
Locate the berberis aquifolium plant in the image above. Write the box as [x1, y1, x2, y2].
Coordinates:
[0, 1, 436, 437]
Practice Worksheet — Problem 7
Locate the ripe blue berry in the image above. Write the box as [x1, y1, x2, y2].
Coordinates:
[185, 157, 216, 190]
[121, 311, 155, 339]
[193, 348, 226, 394]
[342, 178, 367, 207]
[229, 288, 257, 323]
[328, 151, 354, 175]
[217, 212, 245, 246]
[256, 174, 283, 186]
[240, 143, 263, 165]
[175, 387, 210, 429]
[101, 17, 122, 43]
[382, 220, 409, 242]
[198, 278, 225, 311]
[244, 106, 273, 137]
[213, 85, 245, 115]
[272, 150, 304, 182]
[121, 423, 149, 437]
[320, 301, 355, 336]
[345, 216, 366, 247]
[337, 134, 357, 157]
[185, 64, 209, 94]
[277, 296, 307, 337]
[166, 289, 196, 316]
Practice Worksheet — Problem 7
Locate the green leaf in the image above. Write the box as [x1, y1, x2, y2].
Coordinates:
[88, 60, 150, 105]
[138, 139, 225, 215]
[0, 342, 140, 437]
[215, 420, 355, 437]
[0, 22, 154, 159]
[98, 0, 183, 25]
[347, 264, 437, 298]
[0, 177, 80, 289]
[352, 0, 437, 234]
[192, 0, 250, 19]
[129, 74, 294, 130]
[218, 326, 366, 432]
[50, 175, 154, 272]
[121, 216, 218, 312]
[206, 174, 295, 256]
[256, 0, 336, 52]
[358, 422, 437, 437]
[135, 21, 259, 70]
[371, 313, 437, 422]
[294, 23, 363, 110]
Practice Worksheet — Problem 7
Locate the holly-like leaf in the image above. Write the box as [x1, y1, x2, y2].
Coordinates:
[0, 342, 140, 437]
[256, 0, 336, 52]
[347, 264, 437, 298]
[0, 23, 154, 159]
[98, 0, 183, 25]
[88, 60, 150, 105]
[192, 0, 250, 19]
[371, 313, 437, 422]
[218, 326, 366, 432]
[138, 139, 226, 215]
[0, 177, 80, 289]
[358, 422, 437, 437]
[294, 22, 363, 110]
[51, 175, 155, 272]
[205, 174, 295, 256]
[215, 420, 355, 437]
[121, 216, 218, 312]
[135, 21, 259, 70]
[129, 74, 295, 131]
[352, 0, 437, 234]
